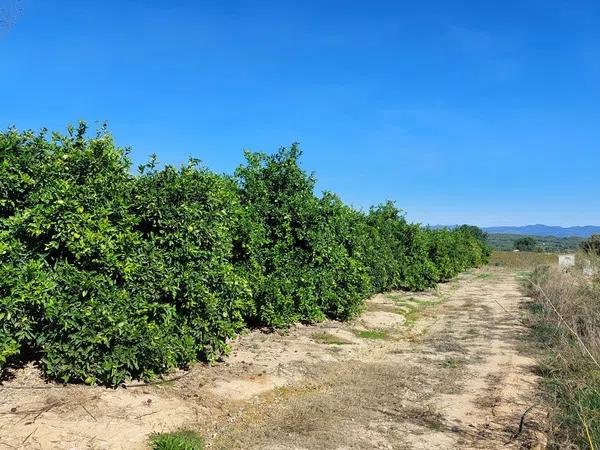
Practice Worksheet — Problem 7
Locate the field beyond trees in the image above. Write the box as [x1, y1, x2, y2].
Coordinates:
[489, 251, 558, 269]
[0, 123, 489, 385]
[486, 233, 584, 253]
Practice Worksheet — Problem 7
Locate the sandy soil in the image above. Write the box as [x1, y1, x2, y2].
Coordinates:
[0, 268, 546, 449]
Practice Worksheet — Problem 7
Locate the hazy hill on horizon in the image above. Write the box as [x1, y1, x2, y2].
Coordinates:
[430, 224, 600, 238]
[482, 225, 600, 238]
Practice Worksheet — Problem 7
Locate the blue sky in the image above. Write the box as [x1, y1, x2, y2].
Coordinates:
[1, 0, 599, 226]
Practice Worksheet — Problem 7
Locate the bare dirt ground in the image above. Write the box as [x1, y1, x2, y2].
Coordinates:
[0, 267, 546, 449]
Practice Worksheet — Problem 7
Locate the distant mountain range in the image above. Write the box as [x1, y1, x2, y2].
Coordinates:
[430, 224, 600, 238]
[482, 225, 600, 238]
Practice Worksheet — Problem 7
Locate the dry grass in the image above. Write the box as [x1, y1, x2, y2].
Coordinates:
[524, 253, 600, 449]
[489, 251, 558, 270]
[526, 256, 600, 363]
[210, 361, 445, 449]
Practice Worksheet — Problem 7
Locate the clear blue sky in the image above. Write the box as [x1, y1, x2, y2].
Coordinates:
[1, 0, 599, 226]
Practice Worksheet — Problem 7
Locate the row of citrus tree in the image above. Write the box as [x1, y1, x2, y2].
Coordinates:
[0, 123, 489, 385]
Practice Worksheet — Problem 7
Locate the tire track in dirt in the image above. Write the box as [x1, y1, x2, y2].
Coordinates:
[203, 269, 546, 449]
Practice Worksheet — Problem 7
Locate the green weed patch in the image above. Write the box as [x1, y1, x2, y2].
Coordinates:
[150, 430, 204, 450]
[355, 329, 390, 340]
[312, 332, 354, 345]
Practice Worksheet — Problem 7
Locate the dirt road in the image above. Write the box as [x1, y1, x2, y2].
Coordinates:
[0, 268, 545, 449]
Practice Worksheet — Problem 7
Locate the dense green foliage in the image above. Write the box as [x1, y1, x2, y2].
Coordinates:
[0, 124, 489, 385]
[513, 236, 537, 252]
[486, 233, 584, 252]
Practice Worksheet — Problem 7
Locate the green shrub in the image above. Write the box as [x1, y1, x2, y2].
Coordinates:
[0, 124, 250, 383]
[234, 147, 371, 326]
[150, 430, 204, 450]
[514, 236, 537, 252]
[427, 229, 462, 280]
[0, 123, 490, 384]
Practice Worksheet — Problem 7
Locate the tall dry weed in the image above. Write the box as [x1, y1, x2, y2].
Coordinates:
[526, 253, 600, 449]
